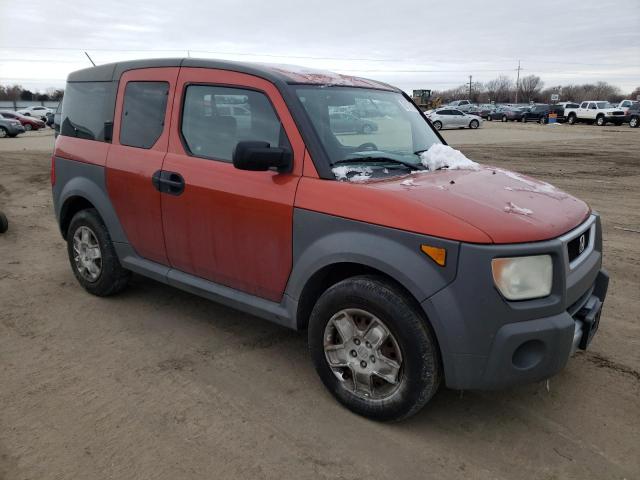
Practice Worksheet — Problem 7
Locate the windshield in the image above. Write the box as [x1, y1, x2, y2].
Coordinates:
[295, 86, 441, 169]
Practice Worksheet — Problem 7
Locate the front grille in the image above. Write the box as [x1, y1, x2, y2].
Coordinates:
[567, 227, 591, 263]
[612, 111, 624, 116]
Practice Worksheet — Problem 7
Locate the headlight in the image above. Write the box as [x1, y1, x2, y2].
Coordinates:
[491, 255, 552, 300]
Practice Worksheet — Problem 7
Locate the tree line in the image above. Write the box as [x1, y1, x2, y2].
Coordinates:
[432, 75, 640, 104]
[0, 85, 64, 102]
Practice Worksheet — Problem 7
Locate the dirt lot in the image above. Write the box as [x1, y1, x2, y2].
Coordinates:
[1, 124, 638, 479]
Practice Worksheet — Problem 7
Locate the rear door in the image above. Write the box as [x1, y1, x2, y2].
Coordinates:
[105, 67, 179, 265]
[161, 68, 305, 301]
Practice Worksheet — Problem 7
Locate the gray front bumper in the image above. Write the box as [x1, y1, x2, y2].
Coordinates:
[422, 214, 606, 390]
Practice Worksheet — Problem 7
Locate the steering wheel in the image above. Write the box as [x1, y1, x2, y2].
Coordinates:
[355, 142, 378, 151]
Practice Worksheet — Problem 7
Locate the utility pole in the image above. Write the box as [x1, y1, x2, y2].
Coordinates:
[515, 60, 521, 103]
[468, 75, 472, 99]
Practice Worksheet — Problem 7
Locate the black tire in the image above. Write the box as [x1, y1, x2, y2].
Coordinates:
[24, 124, 32, 131]
[539, 116, 547, 124]
[630, 116, 639, 128]
[469, 119, 479, 129]
[308, 275, 441, 422]
[521, 116, 527, 123]
[433, 120, 442, 130]
[66, 208, 131, 296]
[487, 115, 493, 121]
[0, 212, 8, 233]
[596, 115, 605, 126]
[0, 127, 7, 138]
[567, 114, 576, 125]
[501, 115, 507, 122]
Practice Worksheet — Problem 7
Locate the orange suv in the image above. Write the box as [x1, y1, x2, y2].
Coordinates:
[52, 59, 608, 420]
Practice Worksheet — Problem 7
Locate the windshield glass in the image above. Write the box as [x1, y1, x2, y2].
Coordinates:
[295, 86, 441, 168]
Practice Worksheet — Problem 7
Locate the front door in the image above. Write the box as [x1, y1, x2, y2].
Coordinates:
[106, 67, 179, 265]
[161, 68, 305, 302]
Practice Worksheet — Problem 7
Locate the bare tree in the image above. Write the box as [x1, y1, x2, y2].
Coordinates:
[485, 76, 514, 103]
[518, 75, 544, 103]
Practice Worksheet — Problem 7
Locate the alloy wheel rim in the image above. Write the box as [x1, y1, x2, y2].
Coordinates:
[73, 226, 102, 282]
[323, 308, 403, 400]
[0, 129, 6, 138]
[631, 118, 638, 127]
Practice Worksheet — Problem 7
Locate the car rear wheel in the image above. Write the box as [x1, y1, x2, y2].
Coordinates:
[308, 275, 441, 421]
[24, 124, 32, 131]
[501, 115, 507, 122]
[469, 119, 479, 129]
[596, 115, 605, 126]
[0, 127, 7, 138]
[539, 116, 546, 124]
[67, 208, 131, 296]
[567, 114, 576, 125]
[433, 120, 442, 130]
[0, 212, 8, 233]
[630, 116, 639, 128]
[487, 115, 493, 121]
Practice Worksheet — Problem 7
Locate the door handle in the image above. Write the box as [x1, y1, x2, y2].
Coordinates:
[152, 170, 185, 196]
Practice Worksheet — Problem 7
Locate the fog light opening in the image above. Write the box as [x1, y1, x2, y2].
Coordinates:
[512, 340, 546, 370]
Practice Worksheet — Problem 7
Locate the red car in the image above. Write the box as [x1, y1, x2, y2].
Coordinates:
[51, 59, 608, 421]
[0, 110, 46, 131]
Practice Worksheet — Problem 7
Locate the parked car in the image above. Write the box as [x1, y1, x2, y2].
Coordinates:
[624, 102, 640, 128]
[564, 101, 626, 126]
[474, 104, 496, 119]
[447, 100, 471, 108]
[427, 108, 482, 130]
[16, 105, 52, 121]
[329, 112, 378, 134]
[52, 58, 608, 421]
[46, 111, 55, 128]
[0, 117, 25, 138]
[487, 106, 525, 122]
[521, 104, 565, 123]
[0, 110, 46, 130]
[611, 99, 638, 115]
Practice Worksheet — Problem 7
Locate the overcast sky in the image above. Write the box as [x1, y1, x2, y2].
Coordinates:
[1, 0, 639, 94]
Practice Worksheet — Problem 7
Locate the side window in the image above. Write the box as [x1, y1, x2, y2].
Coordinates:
[61, 81, 117, 142]
[181, 85, 290, 162]
[580, 102, 588, 108]
[120, 82, 169, 149]
[589, 103, 597, 110]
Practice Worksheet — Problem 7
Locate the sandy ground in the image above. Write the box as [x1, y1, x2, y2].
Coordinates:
[0, 124, 638, 479]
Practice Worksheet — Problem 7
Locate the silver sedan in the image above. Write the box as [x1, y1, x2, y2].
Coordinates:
[426, 108, 483, 130]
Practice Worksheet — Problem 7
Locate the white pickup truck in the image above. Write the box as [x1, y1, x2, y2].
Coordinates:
[564, 101, 626, 126]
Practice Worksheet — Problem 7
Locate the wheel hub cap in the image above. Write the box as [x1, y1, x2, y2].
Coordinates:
[323, 308, 403, 400]
[72, 226, 102, 282]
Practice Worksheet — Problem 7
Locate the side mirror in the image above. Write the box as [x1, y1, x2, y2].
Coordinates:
[232, 141, 292, 173]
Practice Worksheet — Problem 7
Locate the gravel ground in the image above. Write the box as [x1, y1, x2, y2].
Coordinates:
[0, 124, 638, 479]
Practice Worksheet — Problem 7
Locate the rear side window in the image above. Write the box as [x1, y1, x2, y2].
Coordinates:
[61, 81, 116, 142]
[181, 85, 289, 162]
[120, 81, 169, 149]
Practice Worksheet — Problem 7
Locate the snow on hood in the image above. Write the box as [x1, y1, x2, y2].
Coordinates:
[419, 144, 480, 172]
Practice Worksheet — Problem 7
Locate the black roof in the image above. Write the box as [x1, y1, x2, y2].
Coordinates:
[67, 57, 397, 91]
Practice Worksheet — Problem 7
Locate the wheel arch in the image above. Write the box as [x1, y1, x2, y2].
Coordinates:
[53, 159, 128, 244]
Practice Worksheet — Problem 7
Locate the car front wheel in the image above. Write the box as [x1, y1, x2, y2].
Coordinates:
[433, 120, 442, 130]
[308, 275, 441, 421]
[630, 116, 639, 128]
[469, 119, 479, 129]
[596, 115, 605, 126]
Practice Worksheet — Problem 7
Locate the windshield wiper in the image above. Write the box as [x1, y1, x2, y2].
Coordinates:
[334, 156, 425, 171]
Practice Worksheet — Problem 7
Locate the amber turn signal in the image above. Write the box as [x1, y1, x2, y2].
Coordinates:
[420, 245, 446, 266]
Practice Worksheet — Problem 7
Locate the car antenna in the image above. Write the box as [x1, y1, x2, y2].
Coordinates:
[84, 51, 96, 67]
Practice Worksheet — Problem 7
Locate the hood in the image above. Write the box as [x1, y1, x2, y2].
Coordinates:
[362, 166, 590, 244]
